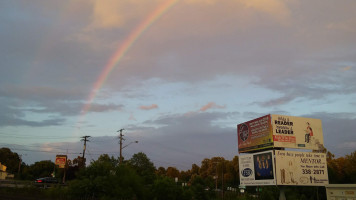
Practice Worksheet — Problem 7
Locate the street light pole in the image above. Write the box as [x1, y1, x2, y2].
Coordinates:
[122, 141, 139, 149]
[118, 129, 138, 164]
[118, 129, 125, 164]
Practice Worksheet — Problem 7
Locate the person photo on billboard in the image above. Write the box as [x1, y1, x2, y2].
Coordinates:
[305, 122, 313, 143]
[254, 152, 274, 180]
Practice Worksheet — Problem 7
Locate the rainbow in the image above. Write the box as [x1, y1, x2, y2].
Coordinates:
[79, 0, 179, 120]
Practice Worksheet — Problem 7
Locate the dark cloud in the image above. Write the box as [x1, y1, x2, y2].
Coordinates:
[125, 111, 240, 169]
[0, 0, 355, 169]
[89, 103, 124, 113]
[0, 100, 66, 127]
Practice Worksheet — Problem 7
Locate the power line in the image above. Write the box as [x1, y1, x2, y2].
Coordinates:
[3, 147, 81, 155]
[0, 143, 78, 151]
[0, 133, 79, 140]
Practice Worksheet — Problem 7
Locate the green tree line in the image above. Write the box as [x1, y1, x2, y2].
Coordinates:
[1, 147, 356, 199]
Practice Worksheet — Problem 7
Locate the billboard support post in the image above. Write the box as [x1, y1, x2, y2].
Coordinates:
[279, 186, 286, 200]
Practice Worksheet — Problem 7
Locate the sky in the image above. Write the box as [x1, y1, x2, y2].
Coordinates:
[0, 0, 355, 170]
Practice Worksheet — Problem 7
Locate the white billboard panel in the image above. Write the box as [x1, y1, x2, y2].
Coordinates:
[275, 150, 328, 186]
[271, 115, 324, 150]
[239, 150, 276, 186]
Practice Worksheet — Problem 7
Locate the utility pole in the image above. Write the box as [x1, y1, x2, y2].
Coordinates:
[118, 129, 125, 164]
[18, 155, 22, 175]
[81, 136, 91, 167]
[222, 161, 224, 199]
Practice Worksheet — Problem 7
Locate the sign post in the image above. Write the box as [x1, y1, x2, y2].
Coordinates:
[55, 155, 67, 183]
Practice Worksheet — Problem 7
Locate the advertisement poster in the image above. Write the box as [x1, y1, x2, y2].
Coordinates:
[239, 150, 276, 186]
[237, 115, 273, 153]
[55, 155, 67, 168]
[275, 150, 328, 186]
[271, 115, 324, 150]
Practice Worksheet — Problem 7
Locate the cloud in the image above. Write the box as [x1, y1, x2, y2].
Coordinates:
[87, 0, 164, 30]
[139, 104, 158, 110]
[337, 142, 356, 150]
[127, 111, 239, 169]
[342, 66, 352, 71]
[89, 103, 124, 113]
[0, 85, 86, 102]
[89, 0, 125, 29]
[240, 0, 291, 25]
[129, 113, 137, 121]
[0, 115, 65, 127]
[199, 102, 226, 112]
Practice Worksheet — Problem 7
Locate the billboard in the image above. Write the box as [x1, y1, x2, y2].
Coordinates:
[55, 155, 67, 168]
[271, 114, 324, 150]
[239, 150, 276, 186]
[275, 150, 328, 186]
[326, 184, 356, 200]
[237, 114, 324, 153]
[237, 115, 273, 153]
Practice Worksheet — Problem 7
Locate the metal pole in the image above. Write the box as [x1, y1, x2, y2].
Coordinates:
[221, 161, 224, 199]
[118, 129, 124, 164]
[18, 155, 22, 175]
[279, 186, 286, 200]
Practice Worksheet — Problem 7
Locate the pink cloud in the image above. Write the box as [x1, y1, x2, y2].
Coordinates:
[129, 113, 137, 121]
[139, 104, 158, 110]
[199, 102, 225, 112]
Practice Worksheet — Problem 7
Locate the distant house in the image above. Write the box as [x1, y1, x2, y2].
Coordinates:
[0, 162, 14, 180]
[0, 162, 7, 180]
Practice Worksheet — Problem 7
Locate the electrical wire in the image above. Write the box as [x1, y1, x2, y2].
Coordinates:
[3, 147, 81, 155]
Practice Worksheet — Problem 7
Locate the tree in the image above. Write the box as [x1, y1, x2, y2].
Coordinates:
[72, 156, 86, 168]
[0, 148, 21, 174]
[344, 151, 356, 183]
[152, 177, 179, 200]
[190, 175, 209, 200]
[191, 164, 200, 175]
[156, 166, 166, 177]
[180, 170, 191, 182]
[28, 160, 56, 179]
[96, 154, 119, 167]
[128, 152, 156, 184]
[166, 167, 180, 178]
[68, 155, 146, 199]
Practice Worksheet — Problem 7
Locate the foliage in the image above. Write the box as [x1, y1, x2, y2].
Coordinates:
[3, 148, 356, 200]
[0, 148, 21, 174]
[257, 186, 279, 200]
[68, 155, 146, 200]
[156, 166, 166, 177]
[190, 175, 210, 200]
[152, 176, 180, 200]
[128, 152, 156, 185]
[28, 160, 56, 180]
[166, 166, 180, 178]
[328, 150, 356, 184]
